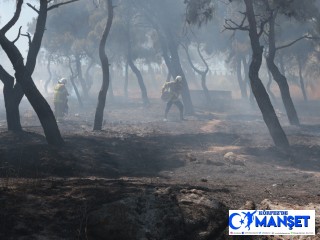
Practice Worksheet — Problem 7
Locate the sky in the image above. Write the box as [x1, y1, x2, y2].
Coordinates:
[0, 1, 37, 56]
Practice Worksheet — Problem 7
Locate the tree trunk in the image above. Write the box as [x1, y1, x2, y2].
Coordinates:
[200, 74, 211, 104]
[183, 43, 211, 105]
[266, 67, 277, 103]
[16, 69, 64, 145]
[128, 57, 150, 105]
[0, 65, 22, 131]
[242, 55, 254, 102]
[70, 76, 83, 107]
[297, 57, 307, 101]
[124, 60, 129, 99]
[244, 0, 289, 149]
[93, 0, 113, 130]
[45, 56, 52, 94]
[278, 54, 286, 76]
[108, 68, 114, 101]
[236, 55, 248, 99]
[75, 54, 88, 98]
[267, 60, 300, 125]
[85, 60, 94, 91]
[127, 36, 150, 106]
[266, 11, 299, 126]
[68, 58, 83, 108]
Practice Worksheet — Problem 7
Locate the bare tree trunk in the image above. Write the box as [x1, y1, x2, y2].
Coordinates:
[236, 55, 248, 99]
[75, 54, 88, 98]
[70, 76, 83, 107]
[93, 0, 113, 130]
[200, 74, 211, 104]
[85, 59, 94, 91]
[127, 31, 150, 106]
[297, 57, 307, 101]
[68, 57, 83, 107]
[266, 64, 277, 103]
[0, 65, 22, 131]
[124, 60, 129, 99]
[242, 55, 254, 102]
[183, 43, 211, 104]
[244, 0, 289, 149]
[45, 55, 52, 94]
[128, 57, 150, 105]
[266, 11, 299, 126]
[108, 68, 114, 101]
[278, 54, 286, 76]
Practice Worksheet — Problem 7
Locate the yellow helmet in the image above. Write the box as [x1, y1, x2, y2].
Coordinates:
[59, 78, 67, 84]
[175, 76, 182, 82]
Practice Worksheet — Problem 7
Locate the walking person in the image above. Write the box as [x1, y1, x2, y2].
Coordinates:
[161, 75, 185, 121]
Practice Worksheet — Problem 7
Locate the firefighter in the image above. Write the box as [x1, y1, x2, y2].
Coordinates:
[53, 78, 69, 121]
[161, 75, 185, 121]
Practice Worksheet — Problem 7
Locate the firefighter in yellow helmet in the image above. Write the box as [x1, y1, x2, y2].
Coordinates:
[53, 78, 69, 121]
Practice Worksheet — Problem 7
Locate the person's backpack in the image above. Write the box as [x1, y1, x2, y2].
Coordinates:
[161, 83, 173, 102]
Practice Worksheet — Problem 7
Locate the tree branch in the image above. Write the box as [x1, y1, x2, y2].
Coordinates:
[197, 43, 209, 74]
[12, 26, 22, 44]
[276, 35, 312, 51]
[26, 3, 40, 14]
[47, 0, 79, 11]
[258, 18, 269, 37]
[21, 32, 32, 46]
[1, 0, 23, 34]
[224, 13, 249, 32]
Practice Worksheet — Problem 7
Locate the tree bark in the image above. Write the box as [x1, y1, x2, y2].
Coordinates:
[45, 55, 52, 94]
[93, 0, 113, 130]
[266, 67, 277, 103]
[124, 60, 129, 99]
[0, 0, 23, 132]
[85, 59, 94, 91]
[68, 57, 83, 107]
[75, 54, 88, 98]
[108, 68, 114, 101]
[297, 57, 307, 101]
[266, 10, 300, 125]
[242, 55, 254, 102]
[127, 31, 150, 106]
[127, 56, 150, 105]
[0, 65, 22, 131]
[244, 0, 289, 149]
[183, 44, 211, 104]
[236, 55, 248, 99]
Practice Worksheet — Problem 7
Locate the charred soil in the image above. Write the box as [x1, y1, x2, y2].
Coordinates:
[0, 98, 319, 239]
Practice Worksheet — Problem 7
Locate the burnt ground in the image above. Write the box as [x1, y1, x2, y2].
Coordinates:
[0, 97, 319, 239]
